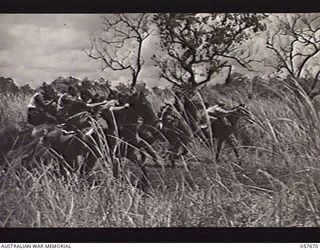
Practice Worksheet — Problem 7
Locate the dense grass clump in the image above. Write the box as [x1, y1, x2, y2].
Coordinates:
[1, 80, 320, 227]
[0, 94, 30, 126]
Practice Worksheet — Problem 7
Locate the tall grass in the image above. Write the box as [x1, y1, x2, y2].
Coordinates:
[0, 93, 30, 126]
[1, 81, 320, 227]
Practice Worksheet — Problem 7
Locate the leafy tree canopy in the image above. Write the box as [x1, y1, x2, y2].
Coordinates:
[152, 13, 266, 93]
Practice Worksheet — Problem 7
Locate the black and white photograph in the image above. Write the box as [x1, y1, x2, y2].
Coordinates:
[0, 13, 320, 230]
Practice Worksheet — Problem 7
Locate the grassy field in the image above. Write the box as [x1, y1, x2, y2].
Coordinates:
[1, 80, 320, 227]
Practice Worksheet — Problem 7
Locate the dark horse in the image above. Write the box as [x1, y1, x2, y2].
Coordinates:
[33, 125, 98, 177]
[158, 102, 194, 167]
[0, 125, 36, 166]
[0, 122, 100, 179]
[108, 89, 163, 185]
[158, 87, 208, 167]
[172, 88, 209, 144]
[200, 103, 254, 162]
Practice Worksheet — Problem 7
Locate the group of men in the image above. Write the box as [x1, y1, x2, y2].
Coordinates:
[27, 82, 129, 134]
[27, 80, 234, 141]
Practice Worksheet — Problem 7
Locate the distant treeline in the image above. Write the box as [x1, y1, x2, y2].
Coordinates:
[0, 77, 34, 95]
[1, 73, 319, 103]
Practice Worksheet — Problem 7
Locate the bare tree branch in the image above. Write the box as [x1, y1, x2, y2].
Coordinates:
[86, 14, 152, 88]
[266, 13, 320, 98]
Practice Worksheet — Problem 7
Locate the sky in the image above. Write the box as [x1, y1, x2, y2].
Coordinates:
[0, 14, 292, 89]
[0, 14, 102, 87]
[0, 14, 173, 88]
[0, 14, 268, 89]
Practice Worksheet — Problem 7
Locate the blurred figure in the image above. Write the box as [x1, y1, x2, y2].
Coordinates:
[97, 98, 130, 134]
[199, 102, 234, 133]
[56, 85, 108, 131]
[57, 85, 130, 133]
[27, 82, 59, 126]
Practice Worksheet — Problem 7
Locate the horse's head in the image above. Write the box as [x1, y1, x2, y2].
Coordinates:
[118, 90, 157, 126]
[232, 103, 255, 123]
[118, 92, 137, 106]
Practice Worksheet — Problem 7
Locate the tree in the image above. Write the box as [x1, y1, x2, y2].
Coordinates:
[87, 14, 152, 89]
[265, 14, 320, 99]
[0, 77, 20, 95]
[50, 76, 80, 93]
[20, 84, 34, 95]
[152, 13, 266, 93]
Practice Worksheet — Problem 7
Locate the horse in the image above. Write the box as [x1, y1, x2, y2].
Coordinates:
[200, 103, 255, 162]
[172, 88, 209, 144]
[0, 125, 35, 167]
[106, 89, 164, 186]
[158, 102, 194, 167]
[18, 123, 100, 179]
[0, 116, 100, 180]
[20, 92, 160, 182]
